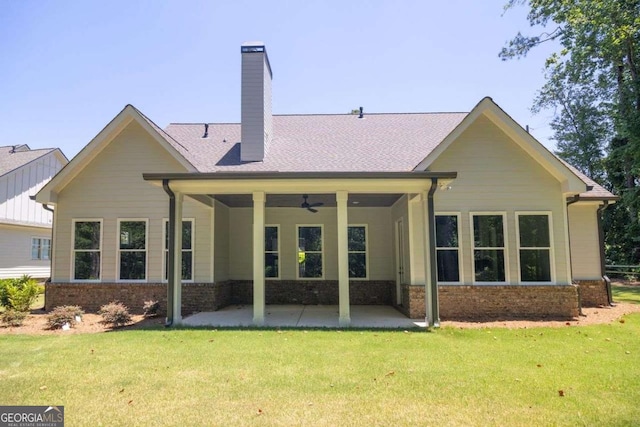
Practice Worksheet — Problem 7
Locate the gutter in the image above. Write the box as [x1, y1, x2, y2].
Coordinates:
[426, 177, 440, 328]
[162, 179, 176, 327]
[144, 171, 458, 182]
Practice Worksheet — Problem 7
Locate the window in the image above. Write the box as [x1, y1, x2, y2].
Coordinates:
[517, 213, 552, 282]
[435, 215, 460, 282]
[348, 225, 367, 278]
[265, 225, 279, 278]
[118, 220, 147, 281]
[31, 238, 51, 260]
[72, 220, 101, 281]
[164, 219, 194, 281]
[472, 214, 506, 282]
[297, 225, 323, 278]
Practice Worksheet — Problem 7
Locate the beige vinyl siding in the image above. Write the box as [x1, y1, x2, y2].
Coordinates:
[0, 151, 65, 226]
[214, 201, 230, 282]
[429, 115, 571, 285]
[228, 206, 394, 281]
[53, 120, 213, 282]
[568, 203, 602, 280]
[390, 195, 411, 284]
[0, 223, 52, 279]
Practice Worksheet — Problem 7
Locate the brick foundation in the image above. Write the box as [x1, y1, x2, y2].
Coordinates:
[400, 284, 580, 320]
[575, 280, 609, 307]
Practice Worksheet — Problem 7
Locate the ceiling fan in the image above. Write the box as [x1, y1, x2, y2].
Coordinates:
[301, 194, 324, 213]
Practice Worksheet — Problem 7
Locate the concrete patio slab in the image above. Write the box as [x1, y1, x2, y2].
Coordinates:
[182, 305, 426, 329]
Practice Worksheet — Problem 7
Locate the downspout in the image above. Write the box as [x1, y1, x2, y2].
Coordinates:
[597, 201, 613, 306]
[162, 179, 176, 326]
[43, 204, 55, 288]
[427, 178, 439, 327]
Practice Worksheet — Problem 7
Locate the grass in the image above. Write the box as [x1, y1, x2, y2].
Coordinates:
[2, 317, 640, 426]
[612, 283, 640, 304]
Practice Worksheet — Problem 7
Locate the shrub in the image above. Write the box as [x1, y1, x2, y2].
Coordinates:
[0, 275, 43, 312]
[143, 300, 160, 318]
[99, 302, 132, 328]
[46, 305, 84, 329]
[1, 309, 28, 327]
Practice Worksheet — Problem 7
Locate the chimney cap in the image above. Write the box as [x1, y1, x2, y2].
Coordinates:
[241, 41, 272, 78]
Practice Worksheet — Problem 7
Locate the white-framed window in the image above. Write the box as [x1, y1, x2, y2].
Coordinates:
[265, 225, 280, 279]
[163, 219, 194, 282]
[297, 225, 323, 279]
[117, 219, 148, 281]
[471, 213, 507, 283]
[435, 213, 461, 283]
[348, 225, 368, 279]
[516, 212, 554, 283]
[31, 238, 51, 260]
[72, 219, 102, 281]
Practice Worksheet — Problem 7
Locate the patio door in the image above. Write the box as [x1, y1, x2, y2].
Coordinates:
[395, 219, 405, 305]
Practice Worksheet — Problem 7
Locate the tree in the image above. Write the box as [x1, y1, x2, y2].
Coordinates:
[500, 0, 640, 264]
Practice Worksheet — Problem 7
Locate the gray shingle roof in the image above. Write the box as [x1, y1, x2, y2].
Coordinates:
[164, 113, 467, 172]
[560, 159, 618, 200]
[0, 145, 57, 177]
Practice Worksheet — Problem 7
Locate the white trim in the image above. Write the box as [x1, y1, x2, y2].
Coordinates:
[162, 218, 195, 283]
[71, 218, 103, 282]
[347, 224, 369, 280]
[265, 224, 281, 279]
[434, 212, 462, 284]
[116, 218, 149, 283]
[295, 224, 324, 280]
[470, 212, 509, 284]
[515, 211, 555, 284]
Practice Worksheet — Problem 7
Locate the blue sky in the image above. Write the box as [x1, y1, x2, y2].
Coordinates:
[0, 0, 558, 159]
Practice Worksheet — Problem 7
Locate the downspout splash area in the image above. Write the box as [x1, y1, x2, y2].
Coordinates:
[427, 178, 440, 328]
[162, 179, 175, 326]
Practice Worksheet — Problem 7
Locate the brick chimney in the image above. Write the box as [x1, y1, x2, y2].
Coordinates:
[240, 42, 272, 162]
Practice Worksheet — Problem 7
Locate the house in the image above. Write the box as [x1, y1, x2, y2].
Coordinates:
[0, 144, 68, 279]
[36, 43, 616, 327]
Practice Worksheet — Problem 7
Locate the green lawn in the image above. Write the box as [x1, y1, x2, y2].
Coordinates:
[2, 316, 640, 426]
[612, 283, 640, 304]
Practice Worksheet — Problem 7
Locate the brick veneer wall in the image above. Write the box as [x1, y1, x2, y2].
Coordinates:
[230, 280, 394, 305]
[399, 284, 580, 320]
[574, 280, 609, 307]
[45, 282, 234, 316]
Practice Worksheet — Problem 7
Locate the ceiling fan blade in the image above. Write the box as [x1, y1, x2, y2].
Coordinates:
[307, 207, 318, 213]
[309, 202, 324, 208]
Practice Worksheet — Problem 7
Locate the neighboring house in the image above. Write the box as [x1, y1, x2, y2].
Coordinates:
[0, 145, 68, 279]
[36, 43, 617, 326]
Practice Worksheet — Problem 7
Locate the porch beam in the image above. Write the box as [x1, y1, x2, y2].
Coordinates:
[252, 191, 266, 326]
[336, 190, 351, 327]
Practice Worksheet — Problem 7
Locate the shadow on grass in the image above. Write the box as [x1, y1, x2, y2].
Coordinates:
[612, 284, 640, 304]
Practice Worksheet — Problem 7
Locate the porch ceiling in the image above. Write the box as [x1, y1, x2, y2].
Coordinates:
[213, 193, 403, 208]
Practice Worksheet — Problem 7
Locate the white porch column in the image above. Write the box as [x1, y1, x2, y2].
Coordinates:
[421, 190, 434, 327]
[171, 192, 184, 323]
[336, 190, 351, 327]
[252, 191, 266, 326]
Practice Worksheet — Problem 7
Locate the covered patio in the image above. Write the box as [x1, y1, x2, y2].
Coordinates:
[183, 304, 426, 328]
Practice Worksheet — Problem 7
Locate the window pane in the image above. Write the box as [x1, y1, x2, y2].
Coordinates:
[474, 249, 505, 282]
[298, 227, 322, 251]
[120, 221, 146, 250]
[120, 251, 146, 280]
[436, 216, 458, 248]
[437, 250, 459, 282]
[519, 215, 550, 247]
[74, 222, 100, 250]
[43, 239, 51, 260]
[473, 215, 504, 247]
[74, 252, 100, 280]
[520, 249, 551, 281]
[299, 253, 322, 278]
[265, 253, 279, 278]
[265, 226, 278, 252]
[182, 251, 193, 280]
[348, 253, 366, 278]
[348, 226, 366, 251]
[31, 239, 40, 259]
[182, 221, 192, 250]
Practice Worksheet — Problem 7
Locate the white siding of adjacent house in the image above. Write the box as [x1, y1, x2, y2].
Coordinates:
[228, 206, 394, 281]
[0, 151, 64, 226]
[52, 120, 214, 282]
[568, 203, 602, 280]
[428, 115, 571, 285]
[0, 223, 52, 279]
